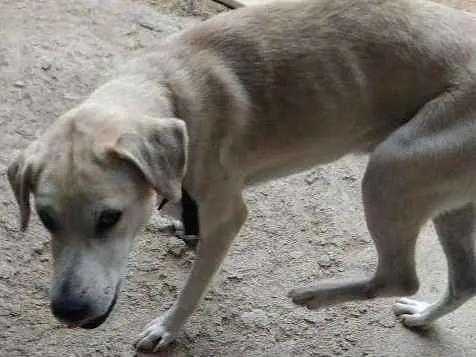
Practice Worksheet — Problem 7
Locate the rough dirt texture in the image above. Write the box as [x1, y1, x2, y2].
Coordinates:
[0, 0, 475, 356]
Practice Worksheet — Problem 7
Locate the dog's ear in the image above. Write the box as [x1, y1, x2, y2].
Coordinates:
[7, 148, 41, 231]
[111, 117, 188, 202]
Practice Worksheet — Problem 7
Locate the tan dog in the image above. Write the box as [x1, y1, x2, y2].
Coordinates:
[7, 0, 476, 353]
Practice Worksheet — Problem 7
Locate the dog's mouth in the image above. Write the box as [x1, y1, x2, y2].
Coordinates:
[64, 284, 120, 330]
[77, 293, 118, 329]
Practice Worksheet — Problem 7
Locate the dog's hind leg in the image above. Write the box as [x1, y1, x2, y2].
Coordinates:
[394, 203, 476, 327]
[290, 83, 476, 311]
[289, 156, 425, 308]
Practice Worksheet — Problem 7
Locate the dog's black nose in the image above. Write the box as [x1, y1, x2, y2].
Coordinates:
[51, 297, 93, 324]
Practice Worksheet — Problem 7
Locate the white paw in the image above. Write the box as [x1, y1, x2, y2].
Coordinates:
[393, 297, 432, 327]
[134, 308, 183, 353]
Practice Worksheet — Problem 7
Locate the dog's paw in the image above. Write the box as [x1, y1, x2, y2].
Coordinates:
[393, 297, 432, 328]
[289, 287, 313, 307]
[134, 308, 183, 353]
[288, 286, 329, 310]
[288, 281, 346, 310]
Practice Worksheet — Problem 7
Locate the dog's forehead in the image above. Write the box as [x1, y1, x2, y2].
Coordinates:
[35, 111, 134, 188]
[42, 105, 124, 155]
[35, 152, 141, 208]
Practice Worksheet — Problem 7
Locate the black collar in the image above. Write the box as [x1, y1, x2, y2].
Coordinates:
[158, 187, 200, 249]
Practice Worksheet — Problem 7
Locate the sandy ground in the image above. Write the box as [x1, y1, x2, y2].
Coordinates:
[0, 0, 475, 356]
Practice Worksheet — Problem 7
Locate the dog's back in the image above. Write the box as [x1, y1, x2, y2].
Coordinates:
[167, 0, 476, 179]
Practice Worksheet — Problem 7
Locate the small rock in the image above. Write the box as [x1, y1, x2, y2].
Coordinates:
[226, 274, 243, 283]
[161, 282, 177, 295]
[13, 80, 25, 88]
[305, 171, 320, 185]
[318, 254, 332, 268]
[341, 175, 357, 182]
[32, 244, 44, 255]
[41, 62, 52, 71]
[305, 177, 316, 185]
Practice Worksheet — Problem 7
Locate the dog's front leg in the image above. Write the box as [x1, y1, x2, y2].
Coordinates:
[135, 190, 247, 353]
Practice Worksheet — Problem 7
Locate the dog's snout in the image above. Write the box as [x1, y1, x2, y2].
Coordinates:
[51, 296, 93, 324]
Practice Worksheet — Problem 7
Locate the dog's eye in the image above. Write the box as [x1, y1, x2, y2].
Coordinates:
[96, 209, 122, 234]
[37, 209, 57, 232]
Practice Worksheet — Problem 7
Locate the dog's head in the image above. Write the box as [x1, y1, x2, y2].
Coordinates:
[7, 105, 187, 328]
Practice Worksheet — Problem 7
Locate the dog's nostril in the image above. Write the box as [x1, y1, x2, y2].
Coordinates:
[51, 297, 92, 323]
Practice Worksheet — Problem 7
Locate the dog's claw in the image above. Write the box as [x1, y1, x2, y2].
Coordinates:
[134, 308, 183, 353]
[153, 333, 175, 352]
[135, 324, 175, 352]
[393, 297, 432, 328]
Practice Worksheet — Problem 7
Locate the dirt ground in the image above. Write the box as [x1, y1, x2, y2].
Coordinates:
[1, 0, 475, 356]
